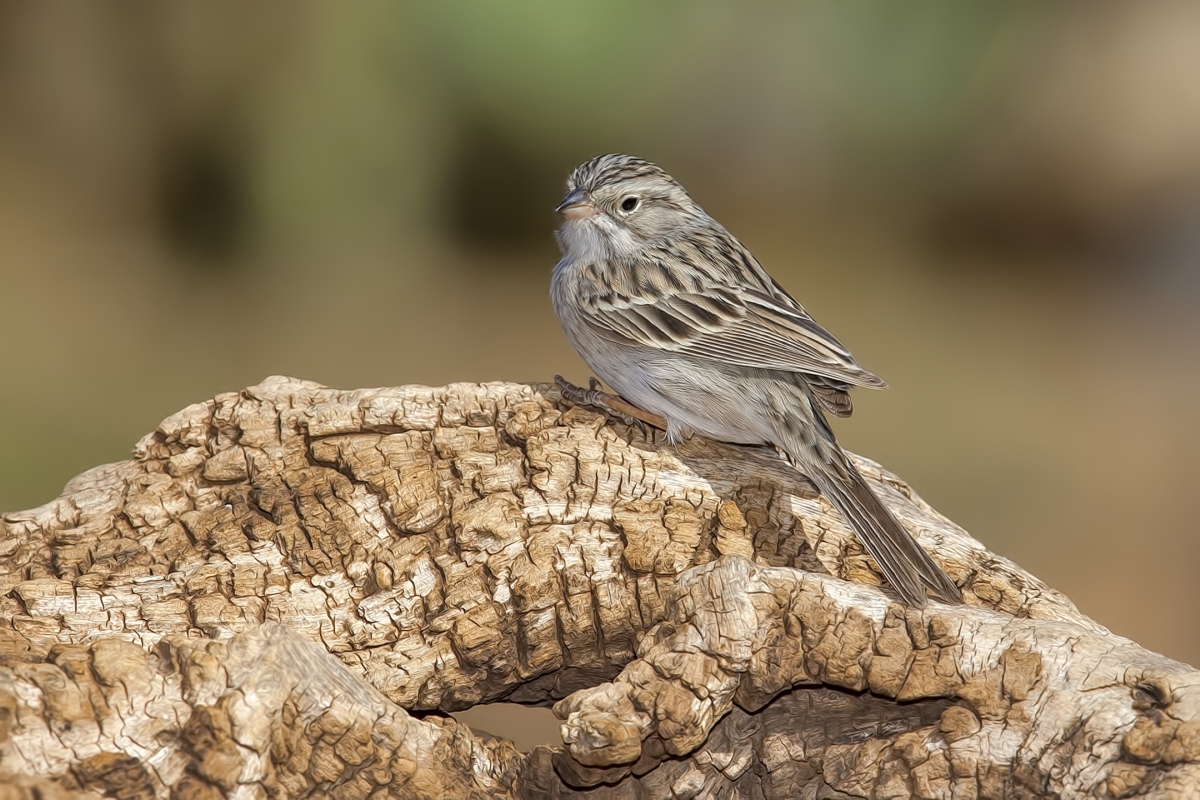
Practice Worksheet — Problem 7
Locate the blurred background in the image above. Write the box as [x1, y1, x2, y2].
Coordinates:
[2, 2, 1199, 750]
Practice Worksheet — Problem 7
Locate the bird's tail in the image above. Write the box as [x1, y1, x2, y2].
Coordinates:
[785, 444, 962, 607]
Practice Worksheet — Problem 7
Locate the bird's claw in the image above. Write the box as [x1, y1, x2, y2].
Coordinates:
[554, 374, 606, 410]
[553, 375, 664, 435]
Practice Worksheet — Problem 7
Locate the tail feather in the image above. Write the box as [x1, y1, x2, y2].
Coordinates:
[804, 460, 962, 607]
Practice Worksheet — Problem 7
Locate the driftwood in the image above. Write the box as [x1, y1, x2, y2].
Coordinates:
[0, 377, 1196, 799]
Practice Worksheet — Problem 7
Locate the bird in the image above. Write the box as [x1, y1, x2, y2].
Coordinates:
[549, 153, 962, 607]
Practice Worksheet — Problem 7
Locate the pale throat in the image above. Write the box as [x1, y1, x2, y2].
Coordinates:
[558, 215, 643, 264]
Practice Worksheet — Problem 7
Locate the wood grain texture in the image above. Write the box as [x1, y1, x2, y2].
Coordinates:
[0, 377, 1195, 798]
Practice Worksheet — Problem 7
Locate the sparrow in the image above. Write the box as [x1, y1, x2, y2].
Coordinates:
[550, 154, 961, 607]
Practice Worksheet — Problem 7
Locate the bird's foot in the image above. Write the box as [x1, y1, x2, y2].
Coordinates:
[553, 375, 667, 434]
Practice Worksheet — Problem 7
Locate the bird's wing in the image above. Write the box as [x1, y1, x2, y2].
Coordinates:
[809, 380, 855, 417]
[580, 279, 886, 390]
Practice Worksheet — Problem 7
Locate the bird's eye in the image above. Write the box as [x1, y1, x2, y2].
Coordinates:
[620, 196, 639, 213]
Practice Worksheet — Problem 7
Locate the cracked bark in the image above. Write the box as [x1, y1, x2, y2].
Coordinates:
[0, 377, 1195, 798]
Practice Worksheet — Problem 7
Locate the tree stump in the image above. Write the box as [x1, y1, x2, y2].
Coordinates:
[0, 377, 1196, 798]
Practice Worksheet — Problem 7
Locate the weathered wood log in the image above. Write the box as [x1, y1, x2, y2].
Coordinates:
[0, 377, 1195, 798]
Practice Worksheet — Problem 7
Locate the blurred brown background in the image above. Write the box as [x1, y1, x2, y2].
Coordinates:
[2, 2, 1199, 751]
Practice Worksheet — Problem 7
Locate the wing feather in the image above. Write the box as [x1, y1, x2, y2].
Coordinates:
[573, 229, 887, 390]
[583, 286, 885, 388]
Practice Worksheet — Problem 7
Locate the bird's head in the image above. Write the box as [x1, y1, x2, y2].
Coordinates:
[555, 154, 705, 262]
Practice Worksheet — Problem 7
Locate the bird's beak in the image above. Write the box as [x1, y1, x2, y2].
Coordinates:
[556, 188, 598, 220]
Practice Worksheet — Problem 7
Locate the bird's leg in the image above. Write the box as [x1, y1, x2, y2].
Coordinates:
[554, 375, 667, 433]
